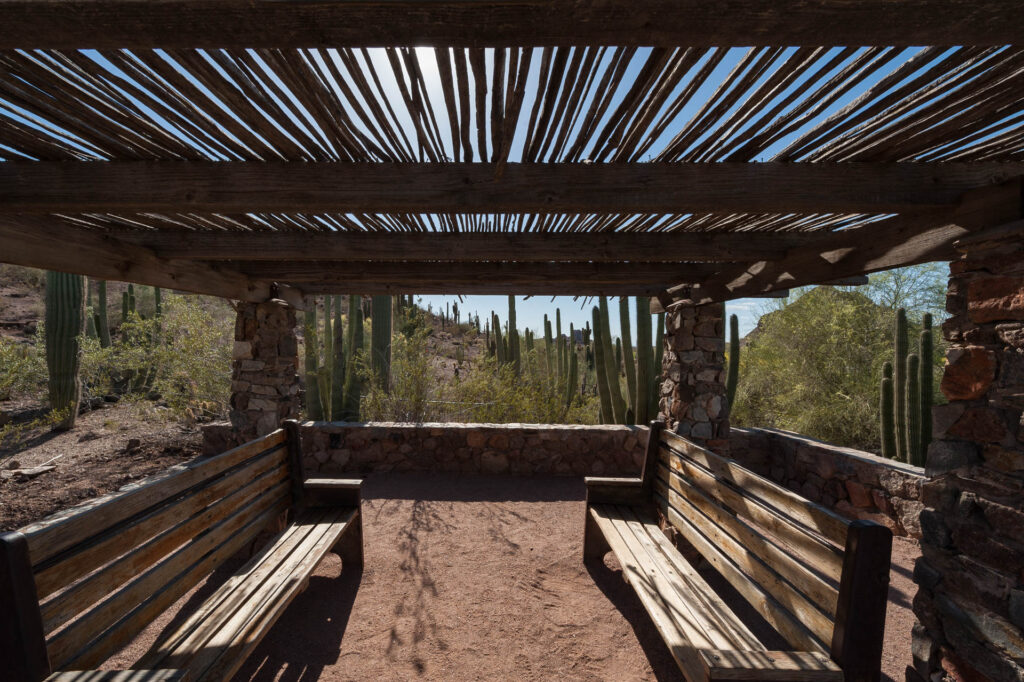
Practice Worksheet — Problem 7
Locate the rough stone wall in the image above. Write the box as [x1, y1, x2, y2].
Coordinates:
[297, 422, 647, 477]
[910, 232, 1024, 682]
[660, 302, 729, 453]
[730, 427, 925, 538]
[226, 299, 301, 443]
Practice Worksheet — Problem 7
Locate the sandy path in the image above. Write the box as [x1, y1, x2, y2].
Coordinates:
[107, 473, 917, 681]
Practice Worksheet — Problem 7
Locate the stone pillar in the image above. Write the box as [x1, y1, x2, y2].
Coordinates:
[910, 230, 1024, 682]
[659, 302, 729, 453]
[228, 299, 301, 442]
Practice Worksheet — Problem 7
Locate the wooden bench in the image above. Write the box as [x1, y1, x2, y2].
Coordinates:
[584, 421, 892, 682]
[0, 420, 363, 682]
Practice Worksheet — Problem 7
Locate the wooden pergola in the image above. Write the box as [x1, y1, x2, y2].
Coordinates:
[0, 1, 1022, 312]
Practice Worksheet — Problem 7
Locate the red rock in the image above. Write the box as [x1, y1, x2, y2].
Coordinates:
[845, 479, 873, 508]
[941, 347, 996, 400]
[968, 276, 1024, 323]
[947, 407, 1008, 443]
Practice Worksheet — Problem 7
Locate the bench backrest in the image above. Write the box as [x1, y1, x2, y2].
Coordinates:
[0, 426, 302, 682]
[645, 424, 891, 682]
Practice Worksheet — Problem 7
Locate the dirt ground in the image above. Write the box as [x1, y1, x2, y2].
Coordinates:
[103, 473, 919, 682]
[0, 403, 201, 531]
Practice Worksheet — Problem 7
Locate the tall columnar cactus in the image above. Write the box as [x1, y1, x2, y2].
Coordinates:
[556, 308, 564, 380]
[919, 313, 934, 459]
[564, 341, 579, 408]
[95, 280, 111, 348]
[598, 296, 627, 423]
[45, 272, 86, 430]
[370, 295, 392, 388]
[619, 297, 638, 418]
[153, 286, 162, 317]
[893, 307, 909, 462]
[635, 296, 653, 425]
[543, 315, 554, 383]
[127, 284, 136, 316]
[492, 312, 506, 364]
[907, 353, 922, 466]
[341, 295, 364, 420]
[726, 314, 740, 408]
[303, 298, 324, 421]
[651, 312, 665, 419]
[121, 291, 130, 323]
[879, 362, 897, 459]
[592, 306, 614, 423]
[330, 295, 346, 421]
[508, 295, 520, 374]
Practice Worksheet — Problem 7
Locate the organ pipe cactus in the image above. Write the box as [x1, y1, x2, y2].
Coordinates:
[635, 297, 653, 425]
[919, 313, 933, 459]
[330, 295, 346, 421]
[598, 297, 627, 423]
[341, 295, 363, 420]
[879, 362, 896, 459]
[619, 297, 637, 418]
[592, 306, 614, 423]
[893, 308, 909, 462]
[508, 295, 520, 374]
[564, 342, 579, 408]
[726, 314, 740, 408]
[370, 295, 392, 388]
[906, 353, 922, 466]
[45, 271, 86, 430]
[492, 312, 506, 364]
[303, 297, 324, 421]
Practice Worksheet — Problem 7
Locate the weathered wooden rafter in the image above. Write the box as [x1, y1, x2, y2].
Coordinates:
[652, 178, 1024, 311]
[3, 162, 1022, 215]
[117, 230, 801, 264]
[0, 217, 272, 302]
[0, 1, 1018, 49]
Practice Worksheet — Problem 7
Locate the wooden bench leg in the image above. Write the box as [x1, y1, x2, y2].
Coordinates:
[333, 510, 363, 569]
[583, 508, 610, 562]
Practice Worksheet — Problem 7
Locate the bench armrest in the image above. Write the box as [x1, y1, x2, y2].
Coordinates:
[303, 478, 362, 508]
[584, 476, 649, 506]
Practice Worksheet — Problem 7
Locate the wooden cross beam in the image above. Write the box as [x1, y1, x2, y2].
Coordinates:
[652, 177, 1024, 311]
[0, 1, 1018, 49]
[0, 217, 273, 302]
[116, 230, 799, 264]
[2, 162, 1022, 215]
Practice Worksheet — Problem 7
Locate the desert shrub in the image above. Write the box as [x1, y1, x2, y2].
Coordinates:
[0, 334, 47, 401]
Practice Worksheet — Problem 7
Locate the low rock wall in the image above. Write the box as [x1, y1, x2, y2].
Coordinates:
[294, 422, 647, 477]
[730, 427, 925, 538]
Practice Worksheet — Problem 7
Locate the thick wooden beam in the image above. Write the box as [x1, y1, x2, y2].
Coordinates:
[232, 261, 718, 284]
[0, 217, 273, 302]
[653, 178, 1023, 311]
[2, 162, 1022, 215]
[116, 230, 796, 264]
[296, 282, 667, 296]
[0, 1, 1017, 49]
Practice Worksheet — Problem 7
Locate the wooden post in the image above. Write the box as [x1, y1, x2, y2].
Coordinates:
[334, 510, 364, 569]
[831, 520, 893, 682]
[283, 420, 306, 509]
[582, 506, 610, 562]
[640, 419, 665, 498]
[0, 532, 50, 682]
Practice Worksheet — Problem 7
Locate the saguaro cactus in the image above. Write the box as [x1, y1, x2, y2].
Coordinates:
[330, 295, 346, 421]
[95, 280, 111, 348]
[341, 295, 364, 420]
[635, 296, 653, 425]
[619, 297, 637, 417]
[726, 314, 740, 408]
[508, 295, 521, 374]
[45, 271, 86, 430]
[598, 296, 626, 423]
[592, 306, 614, 423]
[907, 353, 922, 465]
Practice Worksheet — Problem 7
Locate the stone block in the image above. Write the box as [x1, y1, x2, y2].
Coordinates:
[968, 275, 1024, 323]
[845, 479, 873, 508]
[948, 407, 1010, 443]
[919, 509, 953, 548]
[940, 347, 996, 401]
[926, 440, 978, 476]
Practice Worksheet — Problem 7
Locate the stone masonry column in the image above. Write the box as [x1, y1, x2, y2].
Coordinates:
[228, 299, 301, 442]
[910, 229, 1024, 682]
[659, 302, 729, 454]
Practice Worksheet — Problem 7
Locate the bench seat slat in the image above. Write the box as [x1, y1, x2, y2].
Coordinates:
[614, 506, 765, 652]
[41, 461, 290, 634]
[48, 484, 289, 671]
[22, 430, 287, 566]
[658, 463, 840, 617]
[44, 671, 188, 682]
[142, 507, 358, 682]
[697, 649, 842, 681]
[653, 485, 828, 655]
